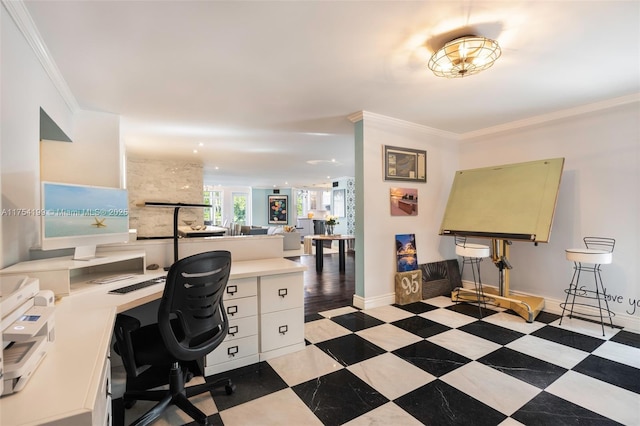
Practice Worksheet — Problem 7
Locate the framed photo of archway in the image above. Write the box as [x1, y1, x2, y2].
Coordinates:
[384, 145, 427, 183]
[268, 195, 288, 224]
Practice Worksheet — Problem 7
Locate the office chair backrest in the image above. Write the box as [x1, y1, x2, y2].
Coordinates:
[158, 250, 232, 361]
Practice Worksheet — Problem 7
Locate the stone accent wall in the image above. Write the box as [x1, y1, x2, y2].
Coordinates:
[127, 157, 204, 238]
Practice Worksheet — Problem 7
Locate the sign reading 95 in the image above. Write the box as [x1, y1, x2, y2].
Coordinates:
[395, 270, 422, 305]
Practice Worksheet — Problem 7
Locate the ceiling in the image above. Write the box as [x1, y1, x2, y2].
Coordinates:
[22, 1, 640, 188]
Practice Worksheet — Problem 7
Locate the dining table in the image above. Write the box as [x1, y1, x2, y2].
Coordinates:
[310, 234, 355, 272]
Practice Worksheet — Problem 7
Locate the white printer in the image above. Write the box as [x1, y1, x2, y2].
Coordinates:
[0, 275, 55, 396]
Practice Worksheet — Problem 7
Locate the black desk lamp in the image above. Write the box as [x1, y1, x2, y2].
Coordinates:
[142, 202, 212, 267]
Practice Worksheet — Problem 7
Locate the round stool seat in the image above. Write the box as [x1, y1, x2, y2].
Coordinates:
[456, 243, 490, 258]
[565, 248, 612, 264]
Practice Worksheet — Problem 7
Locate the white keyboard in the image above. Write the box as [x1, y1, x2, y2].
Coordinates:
[91, 274, 136, 284]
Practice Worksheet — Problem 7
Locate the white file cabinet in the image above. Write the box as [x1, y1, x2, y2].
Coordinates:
[259, 273, 305, 360]
[205, 277, 259, 375]
[204, 272, 305, 373]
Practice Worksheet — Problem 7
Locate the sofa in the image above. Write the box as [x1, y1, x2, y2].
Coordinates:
[267, 226, 301, 250]
[237, 225, 300, 250]
[281, 231, 301, 250]
[240, 225, 268, 235]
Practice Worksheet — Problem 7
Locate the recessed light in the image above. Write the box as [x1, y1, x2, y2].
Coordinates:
[193, 149, 198, 154]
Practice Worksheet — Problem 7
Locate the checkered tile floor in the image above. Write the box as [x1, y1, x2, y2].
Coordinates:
[113, 296, 640, 425]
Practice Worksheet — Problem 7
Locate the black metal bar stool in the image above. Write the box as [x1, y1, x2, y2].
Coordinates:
[454, 236, 491, 318]
[560, 237, 615, 336]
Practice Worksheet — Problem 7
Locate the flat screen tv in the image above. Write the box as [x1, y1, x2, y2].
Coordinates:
[41, 182, 129, 260]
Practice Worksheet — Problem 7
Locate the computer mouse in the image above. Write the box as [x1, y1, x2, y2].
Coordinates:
[147, 263, 160, 270]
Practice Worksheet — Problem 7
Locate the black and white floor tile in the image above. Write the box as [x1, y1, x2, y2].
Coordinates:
[113, 296, 640, 425]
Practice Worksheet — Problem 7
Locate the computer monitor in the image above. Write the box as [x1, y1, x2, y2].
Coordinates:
[41, 182, 130, 260]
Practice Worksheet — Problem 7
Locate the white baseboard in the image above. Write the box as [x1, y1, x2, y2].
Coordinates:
[542, 295, 640, 332]
[460, 280, 640, 332]
[353, 292, 395, 310]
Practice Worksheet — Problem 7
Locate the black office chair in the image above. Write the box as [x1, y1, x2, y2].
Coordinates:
[114, 250, 235, 426]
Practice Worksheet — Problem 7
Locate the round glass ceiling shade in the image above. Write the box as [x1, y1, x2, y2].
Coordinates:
[428, 36, 501, 78]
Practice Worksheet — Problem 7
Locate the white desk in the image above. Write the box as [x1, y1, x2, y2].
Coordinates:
[0, 257, 306, 425]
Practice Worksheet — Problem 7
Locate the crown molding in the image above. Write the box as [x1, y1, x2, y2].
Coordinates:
[3, 0, 79, 112]
[349, 93, 639, 141]
[460, 93, 640, 140]
[347, 110, 459, 140]
[347, 111, 365, 123]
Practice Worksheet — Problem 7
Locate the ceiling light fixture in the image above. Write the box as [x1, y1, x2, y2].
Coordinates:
[428, 35, 501, 78]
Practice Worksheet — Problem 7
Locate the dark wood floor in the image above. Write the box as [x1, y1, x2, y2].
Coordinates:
[286, 252, 356, 319]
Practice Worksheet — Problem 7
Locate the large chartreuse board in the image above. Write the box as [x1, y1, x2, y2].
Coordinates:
[440, 158, 564, 243]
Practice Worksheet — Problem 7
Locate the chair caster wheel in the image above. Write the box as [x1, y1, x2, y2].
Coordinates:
[123, 399, 137, 409]
[225, 384, 236, 395]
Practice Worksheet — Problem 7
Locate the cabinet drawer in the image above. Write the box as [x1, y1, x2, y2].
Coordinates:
[225, 315, 258, 342]
[224, 277, 257, 301]
[260, 308, 304, 353]
[259, 273, 303, 314]
[223, 296, 257, 320]
[206, 335, 259, 366]
[92, 356, 111, 426]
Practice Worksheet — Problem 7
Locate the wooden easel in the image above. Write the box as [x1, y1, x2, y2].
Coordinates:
[442, 158, 564, 322]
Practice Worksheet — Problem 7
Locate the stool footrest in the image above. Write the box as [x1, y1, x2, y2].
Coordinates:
[559, 301, 615, 320]
[564, 287, 610, 301]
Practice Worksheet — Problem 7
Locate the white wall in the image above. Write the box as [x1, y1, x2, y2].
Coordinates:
[41, 110, 121, 187]
[1, 5, 73, 266]
[353, 112, 460, 308]
[1, 4, 122, 267]
[458, 101, 640, 327]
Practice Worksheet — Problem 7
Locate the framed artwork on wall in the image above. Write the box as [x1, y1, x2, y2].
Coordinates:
[390, 187, 418, 216]
[268, 195, 288, 224]
[384, 145, 427, 183]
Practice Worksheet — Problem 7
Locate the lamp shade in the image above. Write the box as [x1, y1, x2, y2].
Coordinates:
[428, 36, 501, 78]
